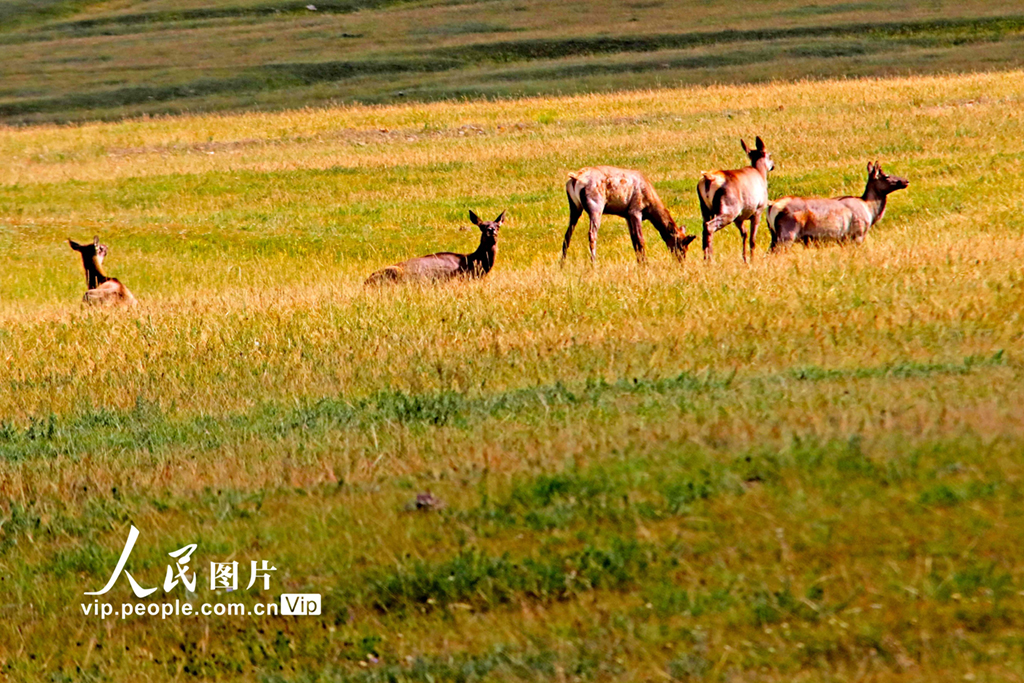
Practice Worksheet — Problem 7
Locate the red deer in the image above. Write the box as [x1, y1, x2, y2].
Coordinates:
[698, 136, 774, 262]
[562, 166, 696, 264]
[365, 210, 503, 285]
[767, 162, 909, 250]
[68, 237, 137, 306]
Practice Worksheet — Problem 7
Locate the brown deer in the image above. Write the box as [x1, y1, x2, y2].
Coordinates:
[698, 136, 774, 262]
[767, 162, 909, 250]
[68, 237, 138, 306]
[562, 166, 696, 264]
[365, 210, 503, 285]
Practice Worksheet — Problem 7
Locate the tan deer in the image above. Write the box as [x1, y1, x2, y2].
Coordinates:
[767, 162, 909, 250]
[698, 136, 774, 262]
[365, 210, 503, 285]
[68, 237, 138, 306]
[562, 166, 696, 264]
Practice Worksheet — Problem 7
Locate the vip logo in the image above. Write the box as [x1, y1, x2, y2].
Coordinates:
[280, 593, 321, 616]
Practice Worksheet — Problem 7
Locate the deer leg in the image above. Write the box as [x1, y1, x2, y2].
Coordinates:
[562, 192, 583, 261]
[749, 212, 760, 262]
[703, 211, 735, 260]
[699, 200, 714, 261]
[627, 213, 647, 265]
[586, 203, 603, 264]
[734, 217, 748, 264]
[702, 224, 714, 260]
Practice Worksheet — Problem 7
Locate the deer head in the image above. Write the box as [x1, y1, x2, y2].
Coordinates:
[741, 136, 774, 174]
[469, 210, 504, 242]
[68, 235, 106, 262]
[865, 161, 909, 197]
[671, 233, 698, 259]
[68, 236, 109, 289]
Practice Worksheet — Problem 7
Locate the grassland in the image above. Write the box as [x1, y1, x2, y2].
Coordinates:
[1, 69, 1024, 681]
[2, 0, 1024, 123]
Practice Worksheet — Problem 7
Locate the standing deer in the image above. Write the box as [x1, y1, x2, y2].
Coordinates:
[365, 210, 504, 285]
[68, 237, 137, 306]
[767, 162, 909, 250]
[698, 136, 774, 262]
[562, 166, 696, 264]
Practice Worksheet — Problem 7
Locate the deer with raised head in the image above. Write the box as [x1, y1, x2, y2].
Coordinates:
[365, 210, 504, 285]
[68, 236, 137, 306]
[698, 136, 774, 262]
[562, 166, 696, 264]
[767, 162, 909, 250]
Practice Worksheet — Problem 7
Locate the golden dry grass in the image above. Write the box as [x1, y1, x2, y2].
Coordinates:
[0, 71, 1023, 681]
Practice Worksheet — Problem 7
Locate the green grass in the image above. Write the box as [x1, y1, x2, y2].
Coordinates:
[1, 69, 1024, 681]
[1, 0, 1024, 122]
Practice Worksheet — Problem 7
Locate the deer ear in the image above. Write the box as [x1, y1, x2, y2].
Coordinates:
[468, 210, 481, 226]
[867, 161, 875, 176]
[494, 211, 505, 225]
[740, 139, 750, 154]
[93, 236, 100, 246]
[69, 239, 81, 251]
[755, 136, 765, 151]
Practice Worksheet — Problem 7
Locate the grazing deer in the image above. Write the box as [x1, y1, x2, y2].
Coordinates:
[562, 166, 696, 264]
[365, 210, 504, 285]
[698, 136, 774, 262]
[68, 237, 137, 306]
[767, 162, 909, 250]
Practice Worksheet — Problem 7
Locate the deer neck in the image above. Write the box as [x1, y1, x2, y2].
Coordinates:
[469, 236, 497, 274]
[752, 157, 770, 181]
[85, 255, 110, 289]
[861, 184, 888, 225]
[645, 204, 684, 242]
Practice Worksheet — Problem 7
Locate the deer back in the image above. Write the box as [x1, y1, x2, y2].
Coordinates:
[568, 166, 651, 215]
[400, 252, 468, 280]
[83, 279, 137, 306]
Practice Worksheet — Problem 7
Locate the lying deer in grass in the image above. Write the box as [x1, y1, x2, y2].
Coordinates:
[68, 236, 137, 306]
[563, 166, 696, 264]
[767, 162, 909, 250]
[698, 136, 774, 262]
[365, 210, 504, 285]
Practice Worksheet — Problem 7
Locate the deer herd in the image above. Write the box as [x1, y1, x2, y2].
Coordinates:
[67, 136, 908, 305]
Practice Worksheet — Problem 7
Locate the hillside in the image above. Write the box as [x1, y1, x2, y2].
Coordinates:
[1, 0, 1024, 122]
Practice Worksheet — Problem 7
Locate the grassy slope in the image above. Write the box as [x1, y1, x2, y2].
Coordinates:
[0, 71, 1023, 680]
[0, 0, 1024, 122]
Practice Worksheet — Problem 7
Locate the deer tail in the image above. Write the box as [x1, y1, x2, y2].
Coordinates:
[766, 197, 792, 231]
[766, 203, 780, 231]
[697, 171, 726, 209]
[566, 172, 585, 208]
